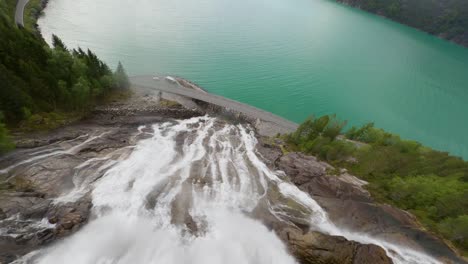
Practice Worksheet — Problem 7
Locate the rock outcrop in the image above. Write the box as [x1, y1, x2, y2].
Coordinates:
[0, 90, 204, 263]
[280, 228, 392, 264]
[0, 84, 465, 264]
[267, 147, 466, 264]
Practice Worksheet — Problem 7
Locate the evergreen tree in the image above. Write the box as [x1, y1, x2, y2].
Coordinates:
[52, 34, 67, 51]
[0, 5, 119, 125]
[114, 61, 130, 90]
[72, 77, 91, 111]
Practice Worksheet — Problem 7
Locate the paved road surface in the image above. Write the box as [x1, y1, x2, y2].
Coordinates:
[130, 75, 299, 133]
[15, 0, 29, 26]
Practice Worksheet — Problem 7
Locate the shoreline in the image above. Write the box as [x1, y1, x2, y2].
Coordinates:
[130, 75, 299, 137]
[333, 0, 468, 48]
[15, 0, 48, 30]
[32, 0, 468, 160]
[7, 76, 297, 149]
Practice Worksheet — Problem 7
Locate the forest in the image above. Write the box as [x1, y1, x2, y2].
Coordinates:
[0, 0, 129, 154]
[288, 115, 468, 255]
[335, 0, 468, 46]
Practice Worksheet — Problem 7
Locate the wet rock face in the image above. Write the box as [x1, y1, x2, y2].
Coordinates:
[0, 91, 206, 263]
[251, 189, 394, 264]
[271, 151, 466, 264]
[277, 152, 371, 202]
[0, 190, 92, 263]
[2, 120, 121, 258]
[280, 228, 392, 264]
[0, 197, 92, 263]
[255, 140, 283, 168]
[46, 197, 92, 237]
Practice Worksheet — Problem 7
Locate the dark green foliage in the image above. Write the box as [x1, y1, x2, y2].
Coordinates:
[322, 115, 347, 141]
[374, 175, 468, 251]
[290, 115, 468, 253]
[0, 6, 125, 126]
[291, 114, 345, 142]
[439, 215, 468, 250]
[288, 115, 355, 163]
[346, 122, 377, 143]
[335, 0, 468, 45]
[0, 112, 14, 154]
[2, 0, 15, 22]
[114, 61, 130, 90]
[52, 34, 67, 51]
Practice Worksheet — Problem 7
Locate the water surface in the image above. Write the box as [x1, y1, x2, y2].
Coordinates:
[38, 0, 468, 158]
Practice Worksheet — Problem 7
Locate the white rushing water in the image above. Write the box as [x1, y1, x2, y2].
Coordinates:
[16, 116, 441, 264]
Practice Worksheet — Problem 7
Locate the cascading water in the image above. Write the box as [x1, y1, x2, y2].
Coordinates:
[14, 116, 441, 264]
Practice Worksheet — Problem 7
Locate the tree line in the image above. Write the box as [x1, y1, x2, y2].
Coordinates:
[335, 0, 468, 46]
[0, 1, 129, 153]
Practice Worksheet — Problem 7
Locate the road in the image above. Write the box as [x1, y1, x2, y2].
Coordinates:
[15, 0, 29, 26]
[130, 75, 299, 133]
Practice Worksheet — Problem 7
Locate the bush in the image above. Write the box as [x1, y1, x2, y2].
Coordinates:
[291, 114, 468, 254]
[289, 114, 347, 144]
[439, 215, 468, 250]
[288, 115, 355, 164]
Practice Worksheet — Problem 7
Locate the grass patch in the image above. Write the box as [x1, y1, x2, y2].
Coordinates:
[98, 89, 133, 104]
[15, 111, 83, 133]
[14, 90, 133, 133]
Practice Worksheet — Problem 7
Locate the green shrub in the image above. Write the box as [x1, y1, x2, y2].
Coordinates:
[439, 215, 468, 250]
[323, 115, 347, 141]
[288, 114, 355, 163]
[291, 114, 468, 254]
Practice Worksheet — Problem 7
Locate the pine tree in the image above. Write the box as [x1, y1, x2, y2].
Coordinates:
[114, 61, 130, 90]
[52, 34, 67, 51]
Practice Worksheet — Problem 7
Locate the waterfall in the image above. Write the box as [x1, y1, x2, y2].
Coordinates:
[15, 116, 440, 264]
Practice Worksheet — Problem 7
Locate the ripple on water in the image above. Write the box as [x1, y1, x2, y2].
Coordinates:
[37, 0, 468, 159]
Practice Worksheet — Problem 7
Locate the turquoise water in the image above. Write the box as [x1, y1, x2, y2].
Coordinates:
[38, 0, 468, 158]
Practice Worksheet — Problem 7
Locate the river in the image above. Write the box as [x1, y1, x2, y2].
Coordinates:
[38, 0, 468, 159]
[12, 117, 440, 264]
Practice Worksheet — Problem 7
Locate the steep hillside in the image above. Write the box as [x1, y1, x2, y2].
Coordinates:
[335, 0, 468, 47]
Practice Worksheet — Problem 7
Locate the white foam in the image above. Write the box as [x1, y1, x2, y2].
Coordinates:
[16, 117, 441, 264]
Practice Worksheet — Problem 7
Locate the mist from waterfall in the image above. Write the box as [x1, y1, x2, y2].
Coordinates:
[16, 116, 441, 264]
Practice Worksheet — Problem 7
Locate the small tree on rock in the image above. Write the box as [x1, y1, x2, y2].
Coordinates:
[52, 34, 67, 51]
[114, 61, 130, 90]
